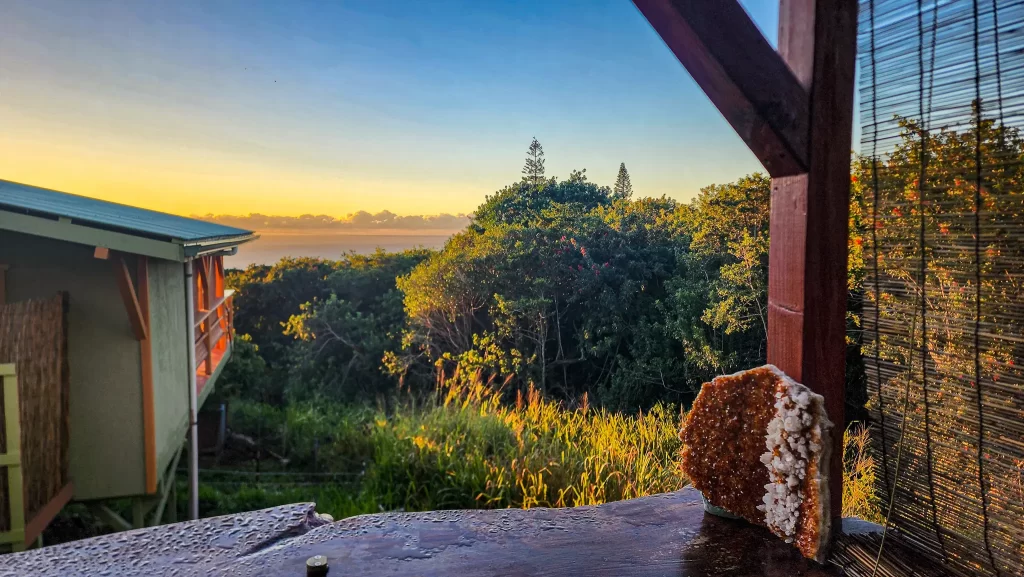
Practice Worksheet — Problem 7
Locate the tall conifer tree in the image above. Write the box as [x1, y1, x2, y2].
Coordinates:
[613, 162, 633, 198]
[522, 137, 546, 186]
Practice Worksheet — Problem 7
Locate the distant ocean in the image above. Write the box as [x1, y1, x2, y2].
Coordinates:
[225, 230, 454, 268]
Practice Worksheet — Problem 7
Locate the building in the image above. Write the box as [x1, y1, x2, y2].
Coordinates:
[0, 178, 256, 549]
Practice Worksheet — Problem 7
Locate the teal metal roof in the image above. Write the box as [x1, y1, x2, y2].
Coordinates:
[0, 179, 254, 244]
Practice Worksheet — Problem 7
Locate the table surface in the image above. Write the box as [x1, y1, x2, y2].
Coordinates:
[0, 488, 946, 577]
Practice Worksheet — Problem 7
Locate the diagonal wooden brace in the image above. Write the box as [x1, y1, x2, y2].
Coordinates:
[633, 0, 810, 177]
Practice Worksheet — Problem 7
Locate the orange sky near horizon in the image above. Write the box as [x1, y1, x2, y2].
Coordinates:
[0, 0, 775, 220]
[0, 128, 490, 218]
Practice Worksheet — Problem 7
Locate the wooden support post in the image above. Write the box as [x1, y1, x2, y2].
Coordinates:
[768, 0, 857, 521]
[634, 0, 857, 523]
[197, 258, 213, 375]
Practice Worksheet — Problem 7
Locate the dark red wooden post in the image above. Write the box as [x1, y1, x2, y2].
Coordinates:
[769, 0, 857, 521]
[633, 0, 857, 522]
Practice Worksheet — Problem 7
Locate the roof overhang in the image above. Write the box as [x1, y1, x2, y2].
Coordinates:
[0, 209, 257, 262]
[183, 235, 259, 258]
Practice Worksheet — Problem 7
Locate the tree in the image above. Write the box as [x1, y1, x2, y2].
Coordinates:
[522, 137, 546, 186]
[394, 170, 697, 409]
[225, 249, 432, 401]
[675, 174, 771, 371]
[613, 163, 633, 198]
[473, 176, 612, 229]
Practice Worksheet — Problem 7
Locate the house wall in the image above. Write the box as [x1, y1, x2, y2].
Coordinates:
[0, 229, 145, 500]
[147, 259, 189, 480]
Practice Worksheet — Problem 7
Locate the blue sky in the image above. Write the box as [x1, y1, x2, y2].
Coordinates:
[0, 0, 781, 216]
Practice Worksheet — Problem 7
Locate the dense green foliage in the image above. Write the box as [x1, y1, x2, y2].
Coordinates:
[390, 172, 772, 410]
[223, 250, 431, 403]
[225, 149, 774, 411]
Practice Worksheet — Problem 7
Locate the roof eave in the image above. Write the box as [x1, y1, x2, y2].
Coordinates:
[0, 208, 185, 261]
[182, 234, 259, 258]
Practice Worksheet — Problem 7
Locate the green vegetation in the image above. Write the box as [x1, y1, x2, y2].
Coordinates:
[224, 140, 779, 412]
[199, 137, 881, 524]
[199, 370, 683, 518]
[195, 372, 880, 522]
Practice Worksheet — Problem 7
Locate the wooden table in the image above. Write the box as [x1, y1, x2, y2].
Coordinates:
[0, 488, 946, 577]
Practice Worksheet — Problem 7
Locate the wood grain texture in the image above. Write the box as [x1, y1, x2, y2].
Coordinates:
[0, 490, 835, 576]
[632, 0, 810, 177]
[769, 0, 858, 521]
[1, 491, 951, 576]
[0, 295, 69, 538]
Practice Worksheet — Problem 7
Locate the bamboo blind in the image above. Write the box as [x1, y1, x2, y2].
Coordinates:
[0, 294, 69, 534]
[859, 1, 1024, 575]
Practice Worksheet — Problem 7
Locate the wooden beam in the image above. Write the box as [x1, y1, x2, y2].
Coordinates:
[22, 483, 73, 546]
[767, 0, 857, 522]
[632, 0, 810, 176]
[138, 256, 157, 495]
[199, 257, 214, 376]
[112, 256, 148, 342]
[0, 210, 185, 262]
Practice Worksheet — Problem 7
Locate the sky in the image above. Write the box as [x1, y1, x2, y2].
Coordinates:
[0, 0, 780, 217]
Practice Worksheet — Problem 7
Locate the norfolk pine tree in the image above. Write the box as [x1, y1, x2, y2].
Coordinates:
[522, 137, 546, 186]
[613, 162, 633, 198]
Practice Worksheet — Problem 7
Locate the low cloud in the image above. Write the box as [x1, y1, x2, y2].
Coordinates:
[195, 211, 471, 232]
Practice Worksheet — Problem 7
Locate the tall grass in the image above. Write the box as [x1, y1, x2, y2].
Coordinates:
[202, 370, 881, 523]
[366, 371, 685, 510]
[842, 423, 884, 524]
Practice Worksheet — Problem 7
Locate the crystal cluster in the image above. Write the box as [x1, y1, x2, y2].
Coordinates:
[680, 365, 832, 562]
[757, 380, 823, 542]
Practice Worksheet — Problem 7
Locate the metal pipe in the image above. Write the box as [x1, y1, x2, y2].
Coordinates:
[184, 259, 200, 520]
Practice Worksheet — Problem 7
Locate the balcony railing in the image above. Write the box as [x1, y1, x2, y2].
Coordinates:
[194, 289, 234, 396]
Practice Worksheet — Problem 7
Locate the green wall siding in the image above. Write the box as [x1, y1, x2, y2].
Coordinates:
[0, 230, 145, 500]
[148, 259, 189, 479]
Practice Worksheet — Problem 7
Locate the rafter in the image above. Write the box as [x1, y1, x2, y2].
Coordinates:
[633, 0, 810, 176]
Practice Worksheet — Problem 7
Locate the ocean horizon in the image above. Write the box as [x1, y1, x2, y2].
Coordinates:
[226, 229, 455, 268]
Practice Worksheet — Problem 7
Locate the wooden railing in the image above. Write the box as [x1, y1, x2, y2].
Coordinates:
[0, 364, 25, 552]
[194, 289, 234, 394]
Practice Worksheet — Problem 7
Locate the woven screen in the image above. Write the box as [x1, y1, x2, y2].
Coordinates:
[859, 0, 1024, 575]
